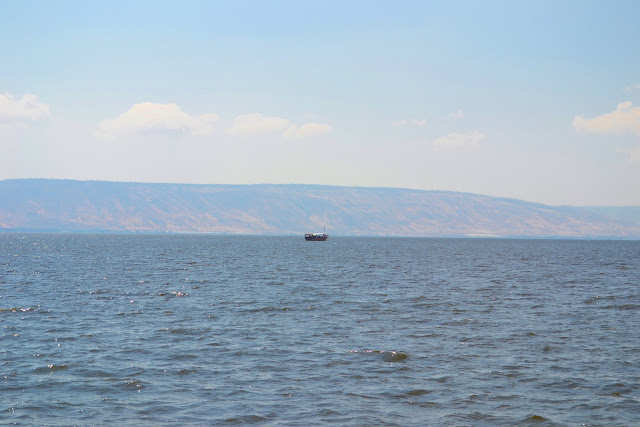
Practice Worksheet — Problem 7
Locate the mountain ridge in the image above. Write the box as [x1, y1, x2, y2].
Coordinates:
[1, 179, 639, 238]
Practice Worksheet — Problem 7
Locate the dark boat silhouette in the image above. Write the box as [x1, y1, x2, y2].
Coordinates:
[305, 228, 329, 241]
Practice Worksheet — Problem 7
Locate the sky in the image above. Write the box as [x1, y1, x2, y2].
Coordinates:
[1, 0, 639, 206]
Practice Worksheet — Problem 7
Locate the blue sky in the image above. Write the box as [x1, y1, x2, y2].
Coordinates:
[1, 0, 639, 205]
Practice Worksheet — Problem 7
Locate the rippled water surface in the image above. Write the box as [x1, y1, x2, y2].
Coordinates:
[1, 234, 639, 425]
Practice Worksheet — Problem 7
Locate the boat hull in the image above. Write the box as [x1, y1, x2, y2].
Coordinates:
[305, 234, 328, 241]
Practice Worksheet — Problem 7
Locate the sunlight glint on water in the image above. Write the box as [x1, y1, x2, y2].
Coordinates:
[1, 234, 639, 425]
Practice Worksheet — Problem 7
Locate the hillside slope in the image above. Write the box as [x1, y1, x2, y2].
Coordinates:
[1, 179, 639, 237]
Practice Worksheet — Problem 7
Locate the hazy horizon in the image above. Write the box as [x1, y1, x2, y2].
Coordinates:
[2, 1, 639, 206]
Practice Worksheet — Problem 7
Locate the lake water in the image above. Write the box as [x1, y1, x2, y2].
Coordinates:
[1, 234, 639, 425]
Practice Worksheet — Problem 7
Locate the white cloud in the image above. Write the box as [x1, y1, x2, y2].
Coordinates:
[449, 109, 464, 119]
[227, 114, 330, 139]
[433, 130, 485, 150]
[96, 106, 331, 141]
[0, 93, 50, 122]
[392, 118, 426, 127]
[284, 122, 332, 139]
[96, 102, 218, 140]
[573, 101, 640, 136]
[227, 113, 290, 136]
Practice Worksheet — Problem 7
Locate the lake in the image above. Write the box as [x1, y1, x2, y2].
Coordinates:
[1, 234, 639, 425]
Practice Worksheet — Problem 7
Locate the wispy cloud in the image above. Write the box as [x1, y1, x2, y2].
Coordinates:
[227, 113, 290, 137]
[573, 101, 640, 136]
[433, 130, 485, 150]
[616, 145, 640, 163]
[96, 102, 218, 140]
[392, 119, 426, 127]
[448, 109, 464, 119]
[228, 113, 331, 139]
[0, 93, 50, 123]
[284, 123, 332, 139]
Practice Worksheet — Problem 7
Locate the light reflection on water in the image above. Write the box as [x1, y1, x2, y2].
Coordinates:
[1, 234, 639, 425]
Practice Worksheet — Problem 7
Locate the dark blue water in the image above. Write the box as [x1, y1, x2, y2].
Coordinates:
[1, 234, 639, 425]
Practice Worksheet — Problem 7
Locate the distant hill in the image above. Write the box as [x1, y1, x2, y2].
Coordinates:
[1, 179, 639, 238]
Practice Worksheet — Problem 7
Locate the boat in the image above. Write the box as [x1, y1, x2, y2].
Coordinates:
[305, 228, 329, 241]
